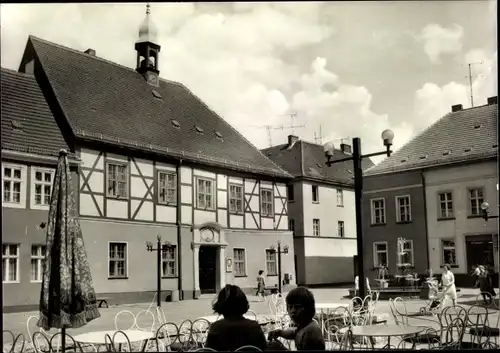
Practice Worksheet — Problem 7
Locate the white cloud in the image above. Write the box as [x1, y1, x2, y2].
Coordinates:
[414, 49, 497, 132]
[417, 24, 464, 64]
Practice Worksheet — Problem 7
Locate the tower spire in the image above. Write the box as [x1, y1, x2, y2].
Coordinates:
[135, 2, 161, 86]
[146, 2, 150, 15]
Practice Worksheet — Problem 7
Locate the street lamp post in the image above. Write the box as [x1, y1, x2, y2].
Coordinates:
[270, 241, 289, 294]
[323, 130, 394, 299]
[146, 235, 172, 307]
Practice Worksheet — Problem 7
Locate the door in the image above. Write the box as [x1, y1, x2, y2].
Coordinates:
[199, 246, 217, 294]
[466, 239, 494, 272]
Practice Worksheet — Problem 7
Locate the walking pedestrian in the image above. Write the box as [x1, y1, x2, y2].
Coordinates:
[440, 264, 457, 307]
[256, 270, 266, 302]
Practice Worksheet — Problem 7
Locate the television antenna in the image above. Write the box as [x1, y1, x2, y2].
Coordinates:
[464, 62, 483, 107]
[247, 123, 305, 147]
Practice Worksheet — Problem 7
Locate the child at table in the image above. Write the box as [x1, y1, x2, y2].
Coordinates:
[205, 284, 267, 351]
[268, 287, 325, 350]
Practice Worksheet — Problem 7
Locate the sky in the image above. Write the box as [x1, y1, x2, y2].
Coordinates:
[1, 1, 497, 163]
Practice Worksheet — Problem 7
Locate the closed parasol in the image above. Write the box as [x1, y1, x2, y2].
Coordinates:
[37, 149, 100, 350]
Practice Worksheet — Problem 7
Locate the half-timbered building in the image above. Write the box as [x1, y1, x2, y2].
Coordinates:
[1, 8, 294, 310]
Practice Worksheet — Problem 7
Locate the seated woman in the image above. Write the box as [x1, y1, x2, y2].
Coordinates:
[205, 284, 267, 351]
[268, 287, 325, 350]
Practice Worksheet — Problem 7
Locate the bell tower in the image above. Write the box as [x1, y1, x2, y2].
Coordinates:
[135, 3, 161, 86]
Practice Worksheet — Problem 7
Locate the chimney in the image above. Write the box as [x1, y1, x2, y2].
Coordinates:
[84, 48, 96, 56]
[287, 135, 299, 147]
[451, 104, 463, 112]
[487, 96, 498, 105]
[341, 143, 352, 155]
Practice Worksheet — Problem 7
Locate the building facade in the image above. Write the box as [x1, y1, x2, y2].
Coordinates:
[1, 8, 295, 311]
[363, 97, 498, 287]
[362, 170, 429, 280]
[263, 136, 374, 285]
[425, 160, 498, 286]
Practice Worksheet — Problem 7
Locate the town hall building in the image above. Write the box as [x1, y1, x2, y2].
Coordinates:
[1, 6, 295, 311]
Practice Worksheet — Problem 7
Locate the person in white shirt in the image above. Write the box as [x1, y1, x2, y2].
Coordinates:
[354, 276, 371, 296]
[440, 264, 457, 307]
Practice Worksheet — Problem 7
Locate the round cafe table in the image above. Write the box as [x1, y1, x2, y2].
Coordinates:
[73, 329, 154, 352]
[339, 324, 425, 349]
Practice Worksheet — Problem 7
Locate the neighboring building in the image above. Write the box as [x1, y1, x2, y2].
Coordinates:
[1, 8, 295, 311]
[262, 135, 374, 285]
[363, 97, 498, 287]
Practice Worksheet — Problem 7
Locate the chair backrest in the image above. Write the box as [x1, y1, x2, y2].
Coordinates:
[192, 348, 218, 352]
[49, 331, 82, 353]
[155, 322, 179, 351]
[114, 310, 137, 331]
[3, 331, 25, 353]
[246, 310, 258, 321]
[235, 345, 263, 351]
[443, 317, 466, 346]
[135, 310, 156, 332]
[31, 331, 51, 353]
[111, 330, 132, 352]
[191, 318, 211, 346]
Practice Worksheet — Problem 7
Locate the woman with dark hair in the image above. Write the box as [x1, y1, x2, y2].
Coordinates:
[256, 270, 266, 302]
[205, 284, 267, 351]
[268, 287, 325, 350]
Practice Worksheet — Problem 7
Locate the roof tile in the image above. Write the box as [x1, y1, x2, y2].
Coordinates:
[366, 102, 498, 175]
[27, 36, 290, 178]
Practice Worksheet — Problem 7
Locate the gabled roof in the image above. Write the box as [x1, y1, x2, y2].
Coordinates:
[23, 35, 291, 179]
[1, 68, 73, 158]
[262, 140, 375, 186]
[365, 101, 498, 176]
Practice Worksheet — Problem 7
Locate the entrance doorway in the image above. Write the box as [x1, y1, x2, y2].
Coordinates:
[199, 246, 217, 294]
[466, 236, 494, 273]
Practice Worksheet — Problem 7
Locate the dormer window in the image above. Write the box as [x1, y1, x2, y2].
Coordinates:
[215, 131, 223, 140]
[152, 90, 162, 99]
[443, 150, 451, 156]
[11, 120, 24, 131]
[195, 125, 204, 134]
[400, 157, 408, 163]
[171, 120, 180, 129]
[419, 155, 428, 160]
[473, 123, 482, 129]
[464, 148, 472, 153]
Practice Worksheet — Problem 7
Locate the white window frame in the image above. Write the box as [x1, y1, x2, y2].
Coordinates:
[2, 243, 20, 283]
[108, 242, 128, 279]
[437, 191, 454, 218]
[395, 195, 412, 222]
[260, 188, 274, 217]
[161, 245, 177, 277]
[338, 221, 345, 237]
[233, 248, 247, 277]
[30, 167, 55, 210]
[370, 198, 386, 225]
[441, 239, 457, 266]
[229, 184, 244, 214]
[265, 249, 277, 275]
[336, 189, 344, 207]
[373, 241, 388, 268]
[106, 162, 129, 199]
[313, 218, 320, 236]
[158, 171, 177, 205]
[312, 185, 319, 203]
[400, 239, 414, 266]
[196, 177, 215, 210]
[468, 187, 484, 216]
[31, 244, 46, 282]
[2, 163, 27, 209]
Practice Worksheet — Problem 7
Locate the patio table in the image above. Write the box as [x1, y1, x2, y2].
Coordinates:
[200, 315, 272, 326]
[339, 324, 425, 349]
[73, 329, 154, 352]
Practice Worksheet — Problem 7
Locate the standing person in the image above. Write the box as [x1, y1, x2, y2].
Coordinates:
[440, 264, 457, 307]
[205, 285, 267, 351]
[471, 264, 481, 288]
[268, 287, 325, 350]
[256, 270, 266, 302]
[477, 265, 496, 305]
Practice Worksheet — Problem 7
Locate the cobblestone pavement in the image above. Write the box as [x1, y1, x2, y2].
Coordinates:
[3, 287, 498, 347]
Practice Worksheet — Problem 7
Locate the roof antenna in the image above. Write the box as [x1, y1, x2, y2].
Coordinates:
[465, 62, 483, 107]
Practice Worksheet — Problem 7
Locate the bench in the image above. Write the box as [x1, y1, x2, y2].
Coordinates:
[97, 297, 110, 308]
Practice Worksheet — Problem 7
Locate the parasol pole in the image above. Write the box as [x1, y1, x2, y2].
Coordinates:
[61, 327, 66, 353]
